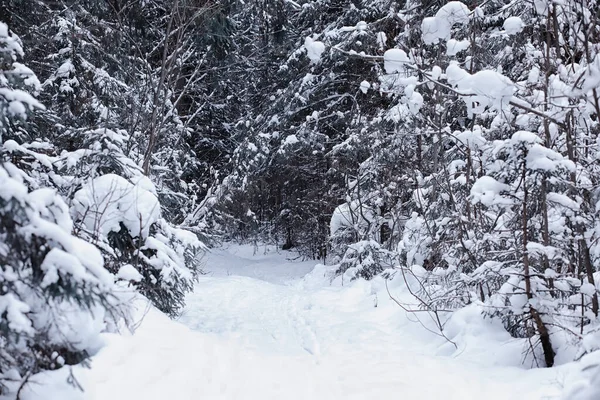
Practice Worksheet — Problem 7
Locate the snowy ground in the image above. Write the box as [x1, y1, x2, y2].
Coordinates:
[23, 244, 583, 400]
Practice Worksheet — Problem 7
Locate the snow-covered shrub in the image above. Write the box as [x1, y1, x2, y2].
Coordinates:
[71, 173, 204, 317]
[4, 125, 205, 318]
[336, 240, 395, 281]
[14, 3, 207, 318]
[0, 17, 207, 397]
[329, 200, 374, 260]
[0, 165, 126, 394]
[0, 22, 128, 395]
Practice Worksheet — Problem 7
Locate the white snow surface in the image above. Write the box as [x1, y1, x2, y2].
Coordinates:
[22, 244, 580, 400]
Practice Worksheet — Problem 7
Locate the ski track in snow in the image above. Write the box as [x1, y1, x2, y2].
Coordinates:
[27, 244, 574, 400]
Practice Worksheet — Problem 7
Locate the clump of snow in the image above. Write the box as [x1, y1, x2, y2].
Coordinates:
[379, 72, 419, 95]
[580, 283, 597, 297]
[547, 192, 579, 210]
[376, 32, 387, 50]
[0, 88, 45, 115]
[340, 21, 369, 34]
[55, 60, 74, 78]
[470, 176, 511, 206]
[330, 200, 375, 235]
[359, 80, 371, 94]
[430, 65, 442, 80]
[446, 39, 470, 56]
[421, 17, 443, 44]
[534, 0, 549, 15]
[437, 2, 471, 25]
[304, 37, 325, 63]
[528, 66, 540, 84]
[0, 22, 9, 38]
[510, 130, 540, 144]
[403, 84, 424, 114]
[284, 134, 299, 146]
[452, 127, 487, 150]
[421, 1, 471, 44]
[355, 21, 368, 32]
[509, 131, 576, 172]
[526, 242, 558, 260]
[12, 62, 42, 93]
[72, 174, 161, 239]
[131, 174, 158, 195]
[117, 264, 143, 282]
[446, 62, 515, 117]
[0, 22, 23, 58]
[408, 91, 423, 114]
[577, 55, 600, 94]
[503, 17, 524, 34]
[383, 48, 411, 73]
[0, 293, 34, 336]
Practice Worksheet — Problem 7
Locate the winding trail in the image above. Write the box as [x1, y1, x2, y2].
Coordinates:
[31, 244, 570, 400]
[176, 245, 566, 400]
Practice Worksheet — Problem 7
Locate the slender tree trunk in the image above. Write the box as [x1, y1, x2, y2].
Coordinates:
[580, 238, 599, 316]
[522, 157, 554, 367]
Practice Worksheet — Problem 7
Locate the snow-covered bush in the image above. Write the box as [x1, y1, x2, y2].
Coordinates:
[0, 165, 125, 394]
[336, 240, 394, 282]
[0, 22, 127, 395]
[0, 16, 206, 396]
[71, 172, 204, 317]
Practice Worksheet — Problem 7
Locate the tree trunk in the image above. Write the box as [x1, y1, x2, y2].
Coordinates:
[522, 158, 554, 367]
[580, 238, 599, 317]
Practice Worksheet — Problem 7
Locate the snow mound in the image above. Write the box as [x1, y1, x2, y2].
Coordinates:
[563, 351, 600, 400]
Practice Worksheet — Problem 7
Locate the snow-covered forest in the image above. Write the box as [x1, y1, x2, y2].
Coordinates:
[3, 0, 600, 398]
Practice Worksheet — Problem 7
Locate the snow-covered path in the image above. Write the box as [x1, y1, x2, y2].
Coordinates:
[30, 244, 573, 400]
[175, 245, 566, 400]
